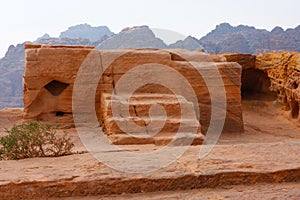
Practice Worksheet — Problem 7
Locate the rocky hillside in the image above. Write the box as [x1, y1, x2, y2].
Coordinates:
[199, 23, 300, 54]
[59, 23, 113, 42]
[97, 26, 167, 49]
[0, 43, 25, 108]
[169, 36, 203, 51]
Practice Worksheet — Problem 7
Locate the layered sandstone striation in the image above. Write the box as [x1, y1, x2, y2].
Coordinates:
[256, 52, 300, 120]
[221, 53, 274, 98]
[100, 93, 205, 145]
[23, 43, 244, 145]
[222, 52, 300, 121]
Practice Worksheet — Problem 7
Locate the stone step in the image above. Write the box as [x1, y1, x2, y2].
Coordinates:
[104, 117, 201, 136]
[107, 132, 204, 146]
[106, 102, 198, 119]
[107, 134, 154, 145]
[102, 93, 190, 102]
[100, 93, 204, 145]
[101, 93, 198, 120]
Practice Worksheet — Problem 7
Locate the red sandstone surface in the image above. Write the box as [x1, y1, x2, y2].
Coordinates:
[0, 97, 299, 199]
[0, 46, 299, 199]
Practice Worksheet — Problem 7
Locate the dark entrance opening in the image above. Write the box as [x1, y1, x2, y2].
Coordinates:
[44, 80, 69, 96]
[55, 111, 65, 117]
[241, 69, 277, 100]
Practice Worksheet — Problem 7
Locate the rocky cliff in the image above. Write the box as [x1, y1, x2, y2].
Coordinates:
[256, 52, 300, 119]
[221, 52, 300, 122]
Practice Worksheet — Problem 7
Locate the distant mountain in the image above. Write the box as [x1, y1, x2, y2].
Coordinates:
[199, 23, 300, 53]
[216, 33, 251, 53]
[36, 33, 50, 41]
[97, 26, 168, 49]
[169, 36, 203, 51]
[36, 37, 92, 46]
[0, 43, 25, 108]
[59, 23, 113, 42]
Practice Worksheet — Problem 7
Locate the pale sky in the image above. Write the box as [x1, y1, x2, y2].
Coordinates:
[0, 0, 299, 58]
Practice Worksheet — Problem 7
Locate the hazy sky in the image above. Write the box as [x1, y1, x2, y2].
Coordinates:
[0, 0, 299, 58]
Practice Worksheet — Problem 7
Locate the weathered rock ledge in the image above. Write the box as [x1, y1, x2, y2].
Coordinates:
[0, 141, 299, 199]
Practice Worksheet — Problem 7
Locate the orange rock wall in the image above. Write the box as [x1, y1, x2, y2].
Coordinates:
[23, 44, 244, 133]
[256, 52, 300, 119]
[23, 44, 94, 128]
[222, 52, 300, 121]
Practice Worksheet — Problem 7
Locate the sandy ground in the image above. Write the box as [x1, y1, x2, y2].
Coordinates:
[0, 98, 299, 199]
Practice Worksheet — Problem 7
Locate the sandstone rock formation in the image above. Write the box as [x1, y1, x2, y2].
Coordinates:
[221, 52, 300, 121]
[23, 44, 244, 145]
[256, 52, 300, 120]
[220, 53, 274, 98]
[23, 44, 94, 128]
[2, 23, 299, 109]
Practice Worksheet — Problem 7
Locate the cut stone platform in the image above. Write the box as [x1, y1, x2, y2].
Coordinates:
[100, 93, 204, 145]
[23, 45, 244, 133]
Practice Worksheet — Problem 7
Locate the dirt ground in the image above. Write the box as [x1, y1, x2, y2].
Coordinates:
[0, 97, 299, 199]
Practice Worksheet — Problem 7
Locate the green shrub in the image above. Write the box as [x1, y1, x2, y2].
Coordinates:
[0, 121, 74, 160]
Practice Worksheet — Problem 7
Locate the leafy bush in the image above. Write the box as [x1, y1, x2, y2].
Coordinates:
[0, 121, 74, 160]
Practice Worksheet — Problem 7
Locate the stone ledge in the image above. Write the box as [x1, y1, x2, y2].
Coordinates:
[0, 141, 299, 199]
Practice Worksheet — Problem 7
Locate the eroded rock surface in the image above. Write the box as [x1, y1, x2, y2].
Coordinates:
[23, 43, 94, 128]
[256, 52, 300, 120]
[221, 52, 300, 122]
[23, 44, 244, 145]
